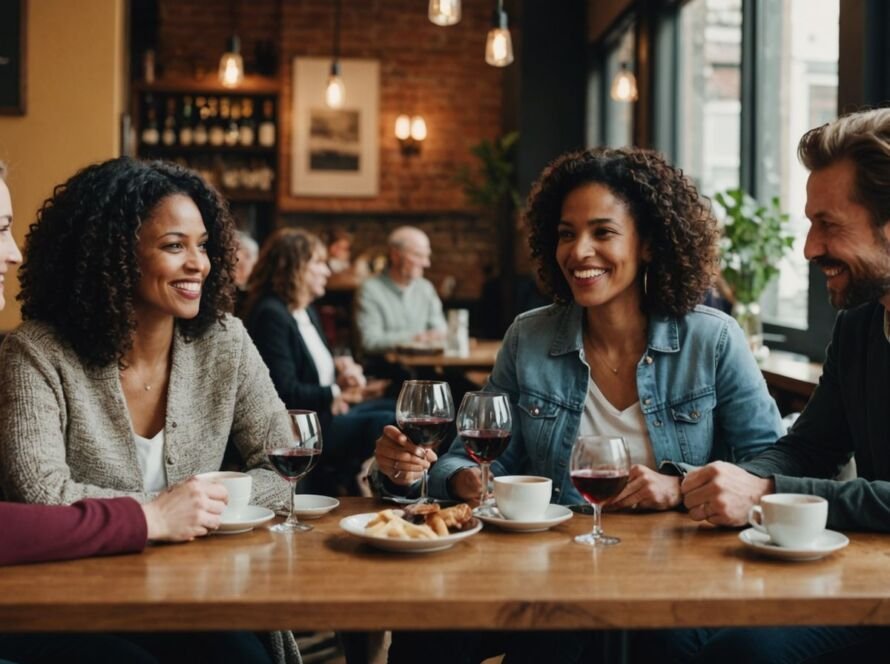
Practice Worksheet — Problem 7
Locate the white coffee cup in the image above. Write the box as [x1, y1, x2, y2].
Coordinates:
[747, 493, 828, 548]
[494, 475, 552, 521]
[195, 471, 252, 520]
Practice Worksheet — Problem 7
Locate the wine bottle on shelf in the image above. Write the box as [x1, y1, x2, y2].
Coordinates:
[208, 97, 224, 147]
[179, 96, 194, 146]
[161, 97, 177, 146]
[141, 95, 160, 146]
[239, 98, 255, 146]
[225, 100, 241, 146]
[258, 99, 276, 147]
[193, 96, 208, 146]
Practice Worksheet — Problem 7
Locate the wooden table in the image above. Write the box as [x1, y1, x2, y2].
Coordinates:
[385, 339, 501, 374]
[3, 497, 890, 633]
[759, 350, 823, 414]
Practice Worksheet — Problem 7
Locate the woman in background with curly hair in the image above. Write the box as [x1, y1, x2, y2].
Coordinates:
[378, 146, 783, 520]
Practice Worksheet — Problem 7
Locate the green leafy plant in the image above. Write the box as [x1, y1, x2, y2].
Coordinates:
[715, 189, 796, 305]
[455, 131, 521, 211]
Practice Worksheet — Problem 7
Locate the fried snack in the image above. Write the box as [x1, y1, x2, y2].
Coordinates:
[432, 503, 474, 531]
[364, 509, 438, 540]
[403, 502, 440, 519]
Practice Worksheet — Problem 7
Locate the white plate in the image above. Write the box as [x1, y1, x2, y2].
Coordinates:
[738, 527, 849, 561]
[476, 504, 573, 532]
[339, 511, 483, 553]
[215, 506, 275, 535]
[292, 495, 340, 519]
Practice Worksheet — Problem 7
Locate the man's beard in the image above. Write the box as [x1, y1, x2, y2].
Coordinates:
[822, 229, 890, 309]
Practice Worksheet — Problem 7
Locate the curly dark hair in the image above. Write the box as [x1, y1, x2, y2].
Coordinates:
[526, 147, 719, 317]
[18, 157, 236, 367]
[244, 227, 322, 314]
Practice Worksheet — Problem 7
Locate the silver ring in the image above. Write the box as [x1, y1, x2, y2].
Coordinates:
[393, 460, 402, 479]
[631, 503, 639, 511]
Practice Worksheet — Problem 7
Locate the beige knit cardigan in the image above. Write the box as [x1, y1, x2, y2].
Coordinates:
[0, 315, 292, 508]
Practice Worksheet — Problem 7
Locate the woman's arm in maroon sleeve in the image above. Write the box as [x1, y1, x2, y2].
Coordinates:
[0, 497, 148, 566]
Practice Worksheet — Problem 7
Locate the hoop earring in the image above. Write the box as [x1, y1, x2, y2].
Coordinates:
[643, 265, 649, 298]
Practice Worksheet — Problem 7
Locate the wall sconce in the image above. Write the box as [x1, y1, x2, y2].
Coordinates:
[610, 63, 639, 102]
[429, 0, 461, 26]
[395, 115, 427, 155]
[218, 35, 244, 88]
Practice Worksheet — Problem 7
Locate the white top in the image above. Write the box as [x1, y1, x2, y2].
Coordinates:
[293, 309, 337, 389]
[133, 429, 167, 492]
[578, 377, 656, 469]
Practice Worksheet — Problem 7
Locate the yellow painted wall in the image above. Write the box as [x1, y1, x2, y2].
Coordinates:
[0, 0, 125, 331]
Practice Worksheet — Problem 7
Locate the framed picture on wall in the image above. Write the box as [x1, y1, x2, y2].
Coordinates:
[0, 0, 27, 115]
[291, 57, 379, 197]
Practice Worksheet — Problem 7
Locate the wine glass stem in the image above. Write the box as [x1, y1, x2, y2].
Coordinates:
[420, 468, 429, 502]
[480, 461, 491, 505]
[284, 479, 300, 527]
[590, 503, 603, 540]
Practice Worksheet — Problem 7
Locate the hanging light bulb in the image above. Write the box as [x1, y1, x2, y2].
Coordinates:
[610, 63, 639, 102]
[218, 35, 244, 88]
[485, 0, 514, 67]
[326, 61, 345, 108]
[429, 0, 461, 26]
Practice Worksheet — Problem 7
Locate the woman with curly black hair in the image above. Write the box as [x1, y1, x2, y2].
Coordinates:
[0, 157, 291, 516]
[378, 146, 783, 521]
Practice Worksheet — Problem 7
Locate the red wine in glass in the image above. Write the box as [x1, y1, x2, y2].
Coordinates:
[569, 435, 630, 546]
[397, 416, 452, 447]
[268, 448, 322, 479]
[395, 380, 455, 503]
[265, 409, 323, 533]
[456, 392, 512, 515]
[461, 429, 512, 465]
[570, 469, 629, 505]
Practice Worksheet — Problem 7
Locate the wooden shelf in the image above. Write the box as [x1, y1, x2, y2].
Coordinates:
[139, 144, 276, 156]
[134, 76, 280, 95]
[224, 190, 275, 203]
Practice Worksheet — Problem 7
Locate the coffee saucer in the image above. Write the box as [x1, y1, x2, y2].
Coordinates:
[738, 527, 849, 561]
[475, 504, 573, 533]
[215, 506, 275, 535]
[292, 495, 340, 519]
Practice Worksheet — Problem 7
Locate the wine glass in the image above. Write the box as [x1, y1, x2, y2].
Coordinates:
[266, 409, 323, 533]
[395, 380, 454, 503]
[456, 391, 512, 515]
[569, 435, 630, 546]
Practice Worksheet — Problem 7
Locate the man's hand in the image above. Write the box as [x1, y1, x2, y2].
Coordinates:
[374, 424, 437, 486]
[607, 464, 681, 511]
[681, 461, 775, 526]
[141, 477, 228, 542]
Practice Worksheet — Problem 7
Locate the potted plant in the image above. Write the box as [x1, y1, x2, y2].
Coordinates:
[714, 189, 796, 359]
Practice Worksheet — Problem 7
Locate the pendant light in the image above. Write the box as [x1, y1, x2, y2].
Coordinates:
[429, 0, 461, 26]
[218, 37, 244, 88]
[485, 0, 514, 67]
[325, 0, 345, 108]
[610, 63, 639, 102]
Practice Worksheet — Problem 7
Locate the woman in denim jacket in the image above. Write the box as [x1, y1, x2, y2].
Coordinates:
[376, 147, 783, 514]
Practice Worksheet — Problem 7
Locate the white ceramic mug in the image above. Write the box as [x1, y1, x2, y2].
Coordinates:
[747, 493, 828, 548]
[195, 471, 252, 520]
[494, 475, 552, 521]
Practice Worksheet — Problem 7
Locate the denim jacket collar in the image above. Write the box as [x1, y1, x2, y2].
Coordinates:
[549, 304, 680, 357]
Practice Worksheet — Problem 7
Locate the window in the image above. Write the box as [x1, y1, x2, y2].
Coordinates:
[604, 24, 636, 148]
[676, 0, 743, 195]
[755, 0, 839, 330]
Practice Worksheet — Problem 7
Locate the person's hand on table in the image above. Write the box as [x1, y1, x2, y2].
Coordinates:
[375, 424, 437, 487]
[606, 464, 681, 511]
[448, 467, 484, 505]
[681, 461, 775, 526]
[335, 356, 367, 389]
[331, 395, 350, 415]
[141, 477, 228, 542]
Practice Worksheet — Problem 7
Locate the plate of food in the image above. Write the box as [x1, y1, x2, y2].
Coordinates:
[339, 503, 482, 553]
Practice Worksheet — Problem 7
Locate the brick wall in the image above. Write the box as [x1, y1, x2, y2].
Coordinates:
[155, 0, 511, 298]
